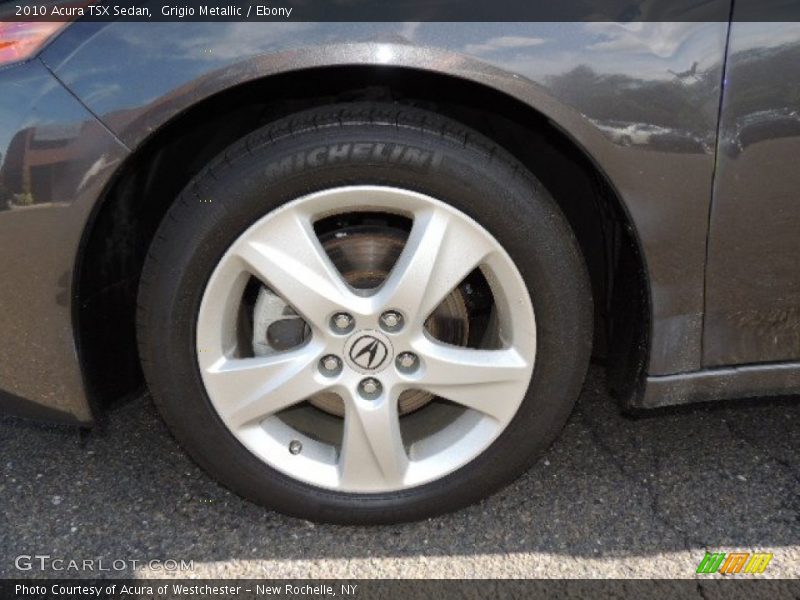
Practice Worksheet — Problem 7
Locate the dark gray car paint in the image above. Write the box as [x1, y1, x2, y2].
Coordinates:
[42, 22, 727, 377]
[704, 22, 800, 366]
[1, 19, 796, 423]
[0, 59, 127, 423]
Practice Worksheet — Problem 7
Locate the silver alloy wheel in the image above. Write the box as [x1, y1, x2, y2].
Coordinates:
[196, 186, 536, 492]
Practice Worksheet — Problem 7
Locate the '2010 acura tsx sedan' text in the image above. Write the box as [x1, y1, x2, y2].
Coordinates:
[1, 10, 799, 523]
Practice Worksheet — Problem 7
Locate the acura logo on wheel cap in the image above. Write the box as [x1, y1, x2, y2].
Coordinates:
[349, 335, 389, 371]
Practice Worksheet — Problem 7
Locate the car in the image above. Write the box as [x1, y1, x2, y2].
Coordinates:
[1, 17, 799, 524]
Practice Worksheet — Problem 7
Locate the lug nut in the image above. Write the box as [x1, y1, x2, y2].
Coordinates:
[358, 377, 382, 398]
[319, 355, 342, 376]
[380, 310, 403, 332]
[331, 313, 354, 333]
[396, 352, 419, 372]
[289, 440, 303, 455]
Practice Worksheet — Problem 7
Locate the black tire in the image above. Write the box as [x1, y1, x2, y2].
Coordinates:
[137, 102, 592, 524]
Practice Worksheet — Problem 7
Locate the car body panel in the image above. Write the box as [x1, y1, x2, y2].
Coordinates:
[42, 21, 728, 378]
[10, 19, 794, 423]
[0, 59, 128, 423]
[703, 22, 800, 366]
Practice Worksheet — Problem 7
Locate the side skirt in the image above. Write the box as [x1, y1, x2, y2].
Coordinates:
[636, 362, 800, 409]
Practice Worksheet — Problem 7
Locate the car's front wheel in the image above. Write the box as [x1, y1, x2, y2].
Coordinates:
[137, 103, 592, 524]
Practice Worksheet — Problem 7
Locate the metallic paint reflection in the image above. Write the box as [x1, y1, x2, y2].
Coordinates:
[3, 18, 797, 421]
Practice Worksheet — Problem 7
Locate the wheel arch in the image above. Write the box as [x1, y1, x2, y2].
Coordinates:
[74, 63, 650, 413]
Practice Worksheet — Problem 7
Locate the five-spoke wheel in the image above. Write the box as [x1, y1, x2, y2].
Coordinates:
[197, 186, 535, 492]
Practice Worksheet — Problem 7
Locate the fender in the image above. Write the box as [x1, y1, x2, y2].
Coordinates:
[0, 21, 729, 422]
[43, 22, 728, 379]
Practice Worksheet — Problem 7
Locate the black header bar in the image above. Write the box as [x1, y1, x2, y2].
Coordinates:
[1, 0, 800, 22]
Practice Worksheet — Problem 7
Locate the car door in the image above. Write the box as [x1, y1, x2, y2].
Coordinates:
[703, 22, 800, 366]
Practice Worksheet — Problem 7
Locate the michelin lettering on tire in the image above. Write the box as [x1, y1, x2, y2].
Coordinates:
[265, 143, 444, 179]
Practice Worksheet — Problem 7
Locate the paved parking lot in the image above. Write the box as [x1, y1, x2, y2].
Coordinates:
[1, 367, 798, 579]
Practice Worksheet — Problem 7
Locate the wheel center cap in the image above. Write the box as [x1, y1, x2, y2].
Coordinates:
[343, 330, 393, 374]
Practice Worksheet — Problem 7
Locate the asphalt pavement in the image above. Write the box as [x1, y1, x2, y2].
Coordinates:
[1, 367, 797, 579]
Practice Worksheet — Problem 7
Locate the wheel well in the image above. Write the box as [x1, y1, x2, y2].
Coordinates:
[75, 65, 649, 411]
